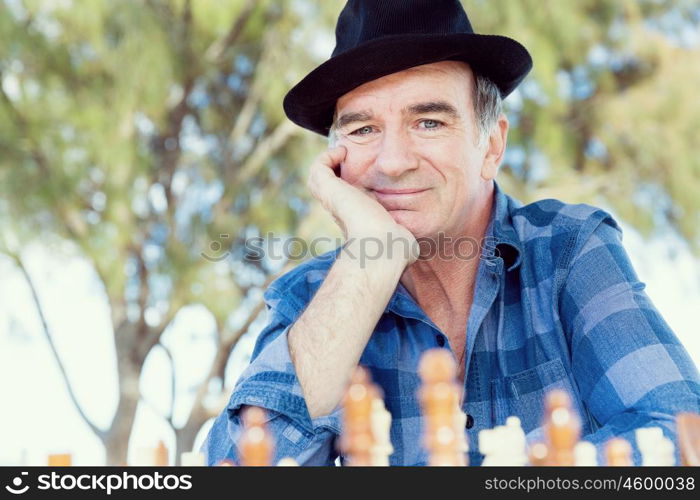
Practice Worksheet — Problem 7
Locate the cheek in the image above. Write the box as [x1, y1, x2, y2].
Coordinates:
[339, 146, 374, 184]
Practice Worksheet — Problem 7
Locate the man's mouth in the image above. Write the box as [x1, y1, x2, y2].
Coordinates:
[371, 188, 430, 208]
[372, 188, 427, 195]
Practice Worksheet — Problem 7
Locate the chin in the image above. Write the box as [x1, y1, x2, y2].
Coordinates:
[388, 211, 433, 239]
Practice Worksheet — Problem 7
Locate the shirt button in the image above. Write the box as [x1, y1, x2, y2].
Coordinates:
[435, 335, 445, 347]
[465, 414, 474, 429]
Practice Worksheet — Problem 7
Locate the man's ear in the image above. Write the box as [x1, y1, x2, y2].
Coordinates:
[481, 114, 509, 181]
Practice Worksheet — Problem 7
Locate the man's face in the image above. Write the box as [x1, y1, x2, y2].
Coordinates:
[334, 61, 504, 239]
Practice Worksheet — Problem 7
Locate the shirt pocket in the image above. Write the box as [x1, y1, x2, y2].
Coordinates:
[490, 358, 586, 433]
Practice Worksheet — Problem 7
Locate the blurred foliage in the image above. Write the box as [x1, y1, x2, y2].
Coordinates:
[0, 0, 338, 464]
[469, 0, 700, 247]
[0, 0, 698, 463]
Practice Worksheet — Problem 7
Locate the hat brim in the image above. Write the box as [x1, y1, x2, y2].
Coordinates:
[283, 33, 533, 136]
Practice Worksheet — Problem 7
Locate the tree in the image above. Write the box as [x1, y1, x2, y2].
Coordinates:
[0, 0, 337, 464]
[469, 0, 700, 249]
[1, 0, 698, 465]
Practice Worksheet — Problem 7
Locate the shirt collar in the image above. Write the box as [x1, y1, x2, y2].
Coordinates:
[489, 181, 523, 273]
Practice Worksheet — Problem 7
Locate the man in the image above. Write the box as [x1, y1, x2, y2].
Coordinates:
[204, 0, 700, 465]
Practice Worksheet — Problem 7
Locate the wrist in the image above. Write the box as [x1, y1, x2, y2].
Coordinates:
[341, 232, 416, 269]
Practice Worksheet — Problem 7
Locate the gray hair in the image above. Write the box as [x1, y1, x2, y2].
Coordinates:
[328, 72, 502, 148]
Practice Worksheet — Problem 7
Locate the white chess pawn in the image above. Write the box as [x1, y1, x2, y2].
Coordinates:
[574, 441, 598, 466]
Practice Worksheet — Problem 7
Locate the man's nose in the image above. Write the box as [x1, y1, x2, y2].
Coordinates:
[373, 129, 419, 178]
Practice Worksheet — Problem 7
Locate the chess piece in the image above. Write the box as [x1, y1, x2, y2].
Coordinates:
[479, 428, 500, 466]
[154, 440, 169, 466]
[606, 438, 632, 466]
[677, 413, 700, 466]
[131, 442, 169, 466]
[573, 441, 597, 466]
[454, 410, 470, 462]
[418, 349, 466, 466]
[544, 390, 580, 466]
[370, 397, 394, 466]
[479, 417, 526, 466]
[340, 366, 376, 466]
[239, 406, 274, 466]
[276, 458, 300, 466]
[47, 453, 72, 466]
[636, 427, 675, 466]
[528, 442, 549, 466]
[505, 416, 528, 466]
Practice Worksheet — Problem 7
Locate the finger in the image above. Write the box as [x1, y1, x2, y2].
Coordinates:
[318, 145, 347, 170]
[309, 146, 348, 186]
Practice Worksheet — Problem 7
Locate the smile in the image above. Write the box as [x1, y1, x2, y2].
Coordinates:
[372, 188, 429, 200]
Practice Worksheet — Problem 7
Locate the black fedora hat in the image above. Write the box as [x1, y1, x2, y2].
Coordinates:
[283, 0, 532, 136]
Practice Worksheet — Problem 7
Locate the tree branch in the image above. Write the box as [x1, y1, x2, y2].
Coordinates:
[140, 395, 175, 431]
[228, 87, 261, 150]
[154, 0, 196, 209]
[236, 120, 298, 185]
[181, 264, 291, 428]
[205, 0, 257, 63]
[8, 251, 106, 441]
[215, 119, 299, 217]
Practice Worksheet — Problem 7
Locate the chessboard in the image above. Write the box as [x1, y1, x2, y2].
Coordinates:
[45, 349, 700, 467]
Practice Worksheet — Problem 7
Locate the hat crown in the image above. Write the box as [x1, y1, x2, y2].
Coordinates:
[332, 0, 474, 57]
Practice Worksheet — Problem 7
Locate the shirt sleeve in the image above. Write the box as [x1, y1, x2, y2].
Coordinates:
[202, 289, 342, 466]
[559, 215, 700, 465]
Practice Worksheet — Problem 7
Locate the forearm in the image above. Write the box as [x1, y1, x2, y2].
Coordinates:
[289, 242, 408, 418]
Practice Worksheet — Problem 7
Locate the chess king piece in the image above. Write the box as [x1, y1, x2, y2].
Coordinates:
[239, 406, 274, 466]
[418, 349, 467, 466]
[544, 389, 581, 466]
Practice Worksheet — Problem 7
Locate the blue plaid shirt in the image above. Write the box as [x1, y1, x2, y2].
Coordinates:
[204, 183, 700, 465]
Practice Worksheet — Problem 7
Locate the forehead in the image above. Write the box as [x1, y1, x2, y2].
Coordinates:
[335, 61, 475, 114]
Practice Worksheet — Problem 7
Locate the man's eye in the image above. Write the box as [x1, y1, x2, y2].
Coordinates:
[350, 125, 375, 135]
[419, 119, 443, 130]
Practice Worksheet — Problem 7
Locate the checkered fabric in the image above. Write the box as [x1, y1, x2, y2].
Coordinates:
[203, 183, 700, 465]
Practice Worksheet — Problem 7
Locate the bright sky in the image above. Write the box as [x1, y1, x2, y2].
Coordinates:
[0, 221, 698, 465]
